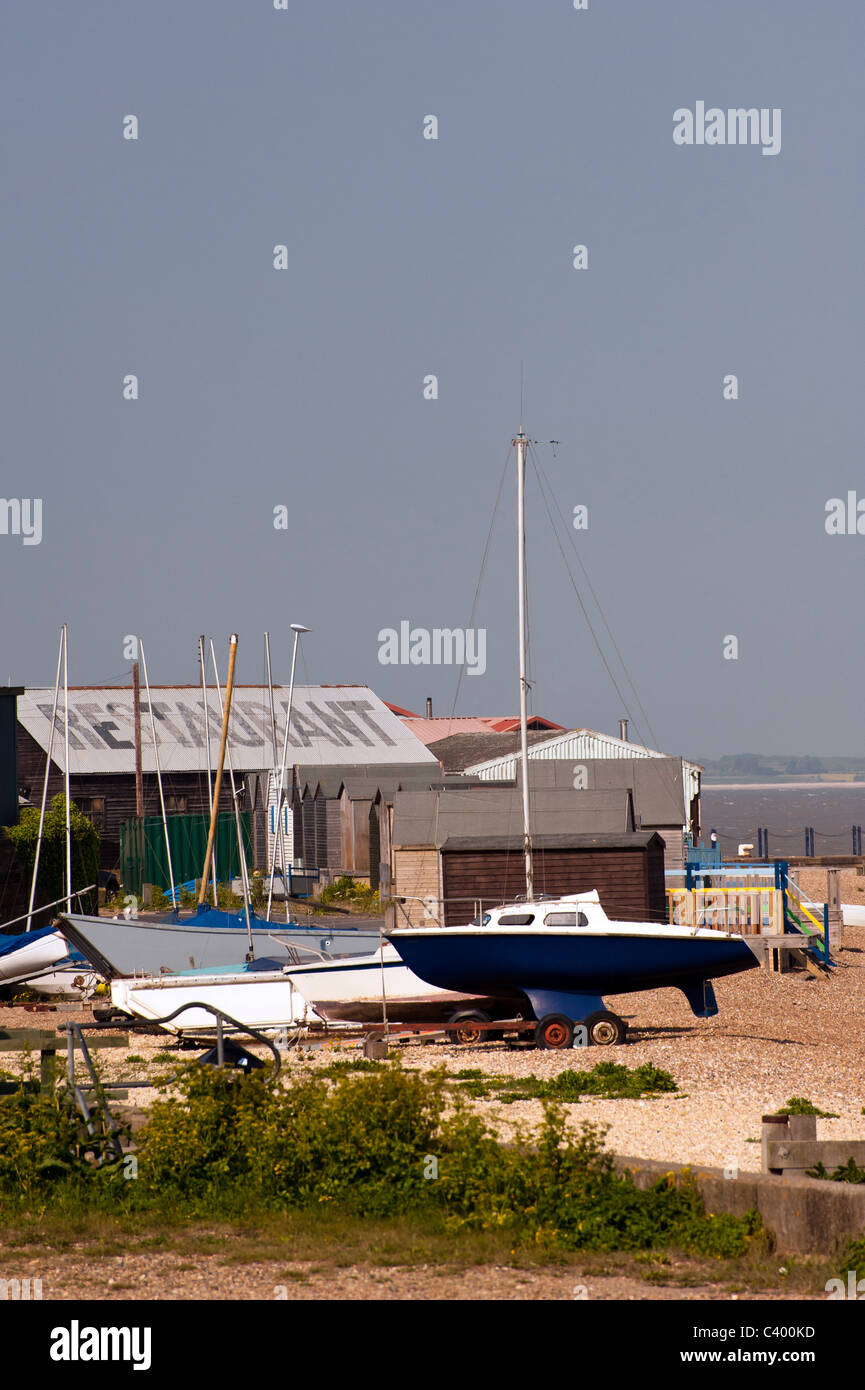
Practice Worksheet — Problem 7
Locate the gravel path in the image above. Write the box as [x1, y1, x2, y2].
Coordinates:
[2, 1249, 819, 1301]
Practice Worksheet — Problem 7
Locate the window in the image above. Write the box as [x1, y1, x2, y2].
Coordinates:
[498, 912, 535, 926]
[77, 797, 105, 832]
[469, 912, 492, 926]
[544, 911, 590, 928]
[165, 794, 188, 813]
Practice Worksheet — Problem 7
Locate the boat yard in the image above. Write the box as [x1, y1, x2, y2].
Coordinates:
[2, 870, 861, 1171]
[0, 875, 862, 1301]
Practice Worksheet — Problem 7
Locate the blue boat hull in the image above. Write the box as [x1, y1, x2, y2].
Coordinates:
[389, 930, 759, 1020]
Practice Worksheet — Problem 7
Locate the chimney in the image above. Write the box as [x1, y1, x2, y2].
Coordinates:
[425, 697, 433, 719]
[619, 718, 628, 742]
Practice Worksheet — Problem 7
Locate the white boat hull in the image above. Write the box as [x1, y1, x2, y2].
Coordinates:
[111, 945, 499, 1034]
[285, 944, 501, 1024]
[28, 966, 100, 997]
[0, 930, 82, 989]
[111, 969, 313, 1034]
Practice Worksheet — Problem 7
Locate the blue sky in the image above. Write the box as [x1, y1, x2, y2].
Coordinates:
[2, 1, 862, 758]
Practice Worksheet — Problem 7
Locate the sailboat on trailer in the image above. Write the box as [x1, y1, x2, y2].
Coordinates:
[387, 430, 760, 1047]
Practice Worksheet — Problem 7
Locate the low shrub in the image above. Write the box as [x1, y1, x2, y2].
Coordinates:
[318, 875, 380, 913]
[0, 1063, 766, 1261]
[0, 1084, 124, 1193]
[778, 1097, 839, 1119]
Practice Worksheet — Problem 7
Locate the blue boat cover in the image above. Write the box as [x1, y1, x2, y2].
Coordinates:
[0, 925, 87, 969]
[0, 925, 59, 956]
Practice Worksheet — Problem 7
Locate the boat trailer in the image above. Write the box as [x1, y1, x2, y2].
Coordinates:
[355, 1006, 629, 1051]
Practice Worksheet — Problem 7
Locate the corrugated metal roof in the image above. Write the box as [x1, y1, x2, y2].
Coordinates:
[424, 729, 552, 771]
[392, 786, 635, 848]
[18, 685, 439, 776]
[465, 729, 702, 805]
[440, 832, 661, 852]
[518, 758, 689, 825]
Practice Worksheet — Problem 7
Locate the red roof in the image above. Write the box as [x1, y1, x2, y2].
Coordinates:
[395, 713, 566, 746]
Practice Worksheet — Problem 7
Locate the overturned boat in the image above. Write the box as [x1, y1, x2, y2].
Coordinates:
[59, 905, 382, 980]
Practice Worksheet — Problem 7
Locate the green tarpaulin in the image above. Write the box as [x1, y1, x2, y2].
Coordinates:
[119, 812, 252, 896]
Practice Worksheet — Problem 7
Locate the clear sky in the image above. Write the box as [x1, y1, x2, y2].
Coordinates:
[2, 1, 862, 760]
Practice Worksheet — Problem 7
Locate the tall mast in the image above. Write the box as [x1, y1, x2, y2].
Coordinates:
[139, 639, 178, 909]
[515, 431, 533, 898]
[209, 640, 254, 959]
[132, 659, 144, 817]
[264, 631, 288, 911]
[26, 628, 64, 929]
[198, 634, 238, 905]
[266, 622, 310, 921]
[63, 623, 72, 913]
[199, 636, 217, 906]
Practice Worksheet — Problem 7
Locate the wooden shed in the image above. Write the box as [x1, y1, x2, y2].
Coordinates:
[389, 785, 665, 925]
[437, 833, 667, 925]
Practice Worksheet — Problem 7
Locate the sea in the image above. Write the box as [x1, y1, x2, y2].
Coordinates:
[701, 784, 865, 858]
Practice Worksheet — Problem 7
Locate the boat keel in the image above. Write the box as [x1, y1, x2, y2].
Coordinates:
[522, 979, 720, 1023]
[678, 979, 718, 1018]
[521, 987, 606, 1022]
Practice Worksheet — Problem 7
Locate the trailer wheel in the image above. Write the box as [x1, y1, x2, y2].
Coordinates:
[446, 1010, 491, 1046]
[584, 1011, 626, 1046]
[534, 1013, 575, 1050]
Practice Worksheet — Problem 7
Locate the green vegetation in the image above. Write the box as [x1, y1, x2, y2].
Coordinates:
[106, 883, 247, 914]
[807, 1158, 865, 1184]
[778, 1097, 840, 1119]
[0, 1061, 761, 1262]
[0, 1079, 125, 1192]
[837, 1235, 865, 1283]
[316, 1058, 388, 1079]
[452, 1061, 678, 1104]
[318, 874, 380, 914]
[5, 794, 99, 915]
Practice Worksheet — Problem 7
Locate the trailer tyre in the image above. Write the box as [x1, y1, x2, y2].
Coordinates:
[535, 1013, 575, 1050]
[584, 1010, 627, 1046]
[446, 1009, 491, 1046]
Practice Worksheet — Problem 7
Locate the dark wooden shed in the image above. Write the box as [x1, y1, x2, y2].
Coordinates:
[438, 832, 667, 925]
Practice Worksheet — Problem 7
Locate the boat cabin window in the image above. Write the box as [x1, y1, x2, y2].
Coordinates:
[498, 912, 535, 926]
[469, 913, 492, 926]
[544, 911, 589, 927]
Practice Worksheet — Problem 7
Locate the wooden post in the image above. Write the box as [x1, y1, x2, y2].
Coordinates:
[198, 635, 238, 905]
[132, 660, 144, 817]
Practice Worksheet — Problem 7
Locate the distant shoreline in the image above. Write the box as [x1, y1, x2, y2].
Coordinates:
[702, 781, 865, 791]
